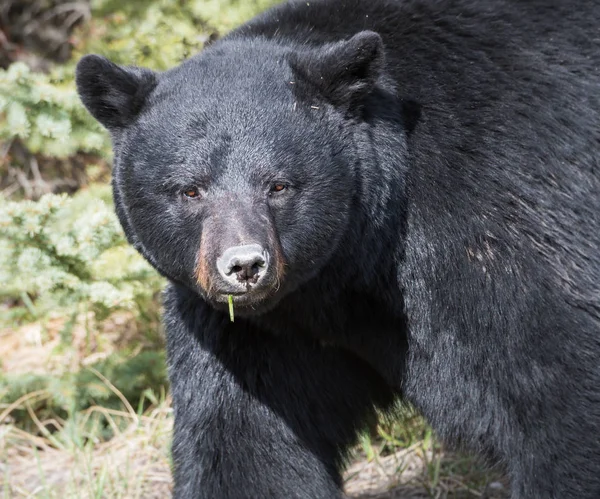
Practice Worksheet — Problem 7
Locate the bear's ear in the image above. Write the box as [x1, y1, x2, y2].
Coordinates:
[76, 54, 157, 130]
[289, 31, 384, 107]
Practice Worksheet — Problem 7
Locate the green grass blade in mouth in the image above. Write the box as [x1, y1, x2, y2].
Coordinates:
[228, 294, 235, 322]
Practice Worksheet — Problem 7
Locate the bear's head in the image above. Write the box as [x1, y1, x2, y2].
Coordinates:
[76, 31, 406, 316]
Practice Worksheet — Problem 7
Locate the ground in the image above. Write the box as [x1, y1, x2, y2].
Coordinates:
[3, 418, 510, 498]
[1, 315, 510, 498]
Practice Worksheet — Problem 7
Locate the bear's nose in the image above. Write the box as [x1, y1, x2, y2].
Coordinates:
[216, 244, 269, 287]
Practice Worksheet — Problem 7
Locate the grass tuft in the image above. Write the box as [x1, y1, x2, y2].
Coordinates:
[228, 294, 235, 322]
[1, 397, 173, 498]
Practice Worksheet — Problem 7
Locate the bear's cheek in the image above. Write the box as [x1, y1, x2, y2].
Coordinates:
[117, 182, 204, 281]
[278, 196, 351, 280]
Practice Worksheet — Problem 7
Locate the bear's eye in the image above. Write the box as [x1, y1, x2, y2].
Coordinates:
[183, 187, 201, 199]
[270, 183, 288, 195]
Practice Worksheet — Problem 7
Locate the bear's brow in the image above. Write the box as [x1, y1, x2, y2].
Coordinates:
[160, 168, 211, 189]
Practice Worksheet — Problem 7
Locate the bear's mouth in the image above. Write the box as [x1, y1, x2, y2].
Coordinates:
[209, 286, 283, 316]
[215, 288, 276, 309]
[218, 288, 272, 302]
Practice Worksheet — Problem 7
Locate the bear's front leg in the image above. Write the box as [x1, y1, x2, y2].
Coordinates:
[164, 284, 395, 499]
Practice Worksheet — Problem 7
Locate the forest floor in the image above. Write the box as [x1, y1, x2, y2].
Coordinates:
[3, 417, 511, 498]
[1, 316, 510, 499]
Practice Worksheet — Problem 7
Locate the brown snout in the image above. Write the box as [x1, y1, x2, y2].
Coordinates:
[194, 199, 285, 299]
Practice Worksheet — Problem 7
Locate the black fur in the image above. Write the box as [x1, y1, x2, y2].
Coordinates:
[76, 0, 600, 497]
[75, 54, 156, 129]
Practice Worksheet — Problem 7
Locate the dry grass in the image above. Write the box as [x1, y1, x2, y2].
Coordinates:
[1, 398, 508, 499]
[344, 416, 509, 499]
[345, 444, 509, 499]
[0, 316, 508, 499]
[1, 311, 171, 498]
[1, 397, 173, 499]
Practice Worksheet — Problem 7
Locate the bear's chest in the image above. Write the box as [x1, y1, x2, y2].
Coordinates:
[259, 290, 408, 390]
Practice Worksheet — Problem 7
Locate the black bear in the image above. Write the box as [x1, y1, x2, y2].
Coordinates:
[75, 0, 600, 497]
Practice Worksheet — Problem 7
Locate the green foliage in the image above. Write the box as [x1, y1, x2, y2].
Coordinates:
[91, 0, 278, 44]
[0, 351, 168, 437]
[0, 61, 109, 158]
[82, 0, 207, 70]
[82, 0, 280, 70]
[0, 185, 163, 325]
[0, 184, 167, 434]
